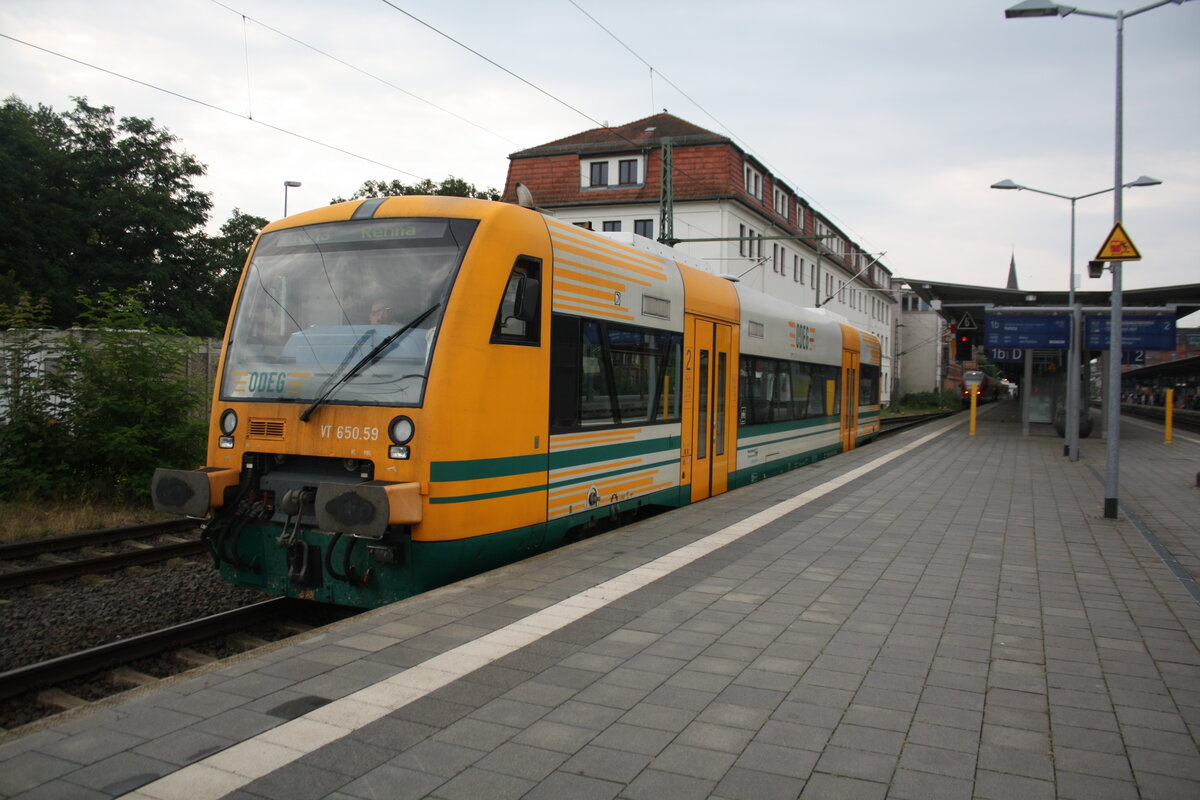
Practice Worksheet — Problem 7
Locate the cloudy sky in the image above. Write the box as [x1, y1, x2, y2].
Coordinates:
[3, 0, 1198, 305]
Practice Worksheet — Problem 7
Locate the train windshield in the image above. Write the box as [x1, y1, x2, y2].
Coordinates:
[220, 217, 478, 407]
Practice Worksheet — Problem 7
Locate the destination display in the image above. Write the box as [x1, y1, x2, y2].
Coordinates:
[1084, 315, 1176, 351]
[984, 313, 1069, 349]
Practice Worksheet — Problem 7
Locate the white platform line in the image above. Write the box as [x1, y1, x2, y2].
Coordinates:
[122, 422, 955, 800]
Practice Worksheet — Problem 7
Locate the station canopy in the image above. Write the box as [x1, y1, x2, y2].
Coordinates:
[899, 279, 1200, 336]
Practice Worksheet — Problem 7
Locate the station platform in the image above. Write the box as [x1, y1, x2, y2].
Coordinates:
[3, 401, 1198, 800]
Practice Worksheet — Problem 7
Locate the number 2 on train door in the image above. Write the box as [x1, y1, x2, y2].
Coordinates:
[689, 318, 733, 503]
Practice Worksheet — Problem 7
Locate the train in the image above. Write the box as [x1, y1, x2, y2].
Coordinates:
[152, 196, 881, 608]
[960, 370, 999, 406]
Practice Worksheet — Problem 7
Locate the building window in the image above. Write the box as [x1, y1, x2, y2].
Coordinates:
[573, 221, 593, 230]
[618, 159, 638, 185]
[773, 186, 788, 218]
[589, 162, 608, 187]
[634, 219, 653, 239]
[603, 220, 621, 232]
[795, 255, 802, 283]
[744, 163, 763, 200]
[739, 224, 747, 257]
[796, 206, 804, 230]
[772, 243, 780, 273]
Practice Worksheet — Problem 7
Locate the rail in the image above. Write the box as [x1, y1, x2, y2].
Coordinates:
[0, 518, 198, 560]
[0, 598, 296, 702]
[0, 540, 208, 591]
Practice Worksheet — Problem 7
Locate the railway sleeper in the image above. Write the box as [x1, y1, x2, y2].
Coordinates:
[174, 648, 218, 667]
[36, 688, 87, 712]
[110, 667, 158, 688]
[227, 632, 271, 650]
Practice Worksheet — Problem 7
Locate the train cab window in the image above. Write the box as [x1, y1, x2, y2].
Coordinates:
[492, 256, 541, 345]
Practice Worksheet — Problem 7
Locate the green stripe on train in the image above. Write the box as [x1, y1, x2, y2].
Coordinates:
[729, 442, 843, 490]
[429, 434, 680, 482]
[431, 454, 681, 504]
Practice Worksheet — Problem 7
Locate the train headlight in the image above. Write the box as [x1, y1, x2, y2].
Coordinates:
[389, 415, 414, 445]
[218, 409, 237, 449]
[389, 445, 410, 460]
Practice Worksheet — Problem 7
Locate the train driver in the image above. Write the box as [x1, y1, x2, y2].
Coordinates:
[368, 300, 393, 325]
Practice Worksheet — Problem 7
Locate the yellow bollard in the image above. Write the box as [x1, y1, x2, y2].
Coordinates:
[969, 387, 978, 436]
[1165, 388, 1173, 444]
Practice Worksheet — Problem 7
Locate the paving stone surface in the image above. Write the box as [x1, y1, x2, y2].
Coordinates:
[1, 404, 1198, 799]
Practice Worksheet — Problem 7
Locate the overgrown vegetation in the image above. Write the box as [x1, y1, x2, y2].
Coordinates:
[886, 390, 961, 415]
[0, 291, 207, 507]
[0, 499, 173, 543]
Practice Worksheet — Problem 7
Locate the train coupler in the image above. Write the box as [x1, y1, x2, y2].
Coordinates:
[286, 541, 323, 586]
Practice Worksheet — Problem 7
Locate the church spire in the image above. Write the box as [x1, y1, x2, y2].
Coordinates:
[1006, 253, 1019, 290]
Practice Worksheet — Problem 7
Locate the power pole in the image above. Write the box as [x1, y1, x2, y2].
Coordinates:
[658, 137, 676, 246]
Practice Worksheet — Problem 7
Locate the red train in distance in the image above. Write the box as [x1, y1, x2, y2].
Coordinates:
[960, 370, 999, 406]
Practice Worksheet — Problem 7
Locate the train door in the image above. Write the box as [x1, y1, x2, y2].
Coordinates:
[688, 318, 734, 502]
[841, 348, 859, 451]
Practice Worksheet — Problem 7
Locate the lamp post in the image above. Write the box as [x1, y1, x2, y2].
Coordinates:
[989, 176, 1161, 462]
[1005, 0, 1192, 519]
[283, 180, 302, 216]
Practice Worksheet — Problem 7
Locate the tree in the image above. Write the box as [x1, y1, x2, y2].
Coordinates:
[331, 175, 500, 204]
[193, 208, 269, 333]
[0, 96, 216, 333]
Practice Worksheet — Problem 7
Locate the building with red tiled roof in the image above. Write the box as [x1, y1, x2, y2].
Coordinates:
[502, 113, 897, 400]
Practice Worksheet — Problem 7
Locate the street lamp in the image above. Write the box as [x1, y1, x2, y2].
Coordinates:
[990, 176, 1162, 463]
[1005, 0, 1192, 519]
[283, 180, 302, 216]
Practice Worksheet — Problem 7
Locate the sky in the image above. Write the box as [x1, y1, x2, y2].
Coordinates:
[3, 0, 1198, 314]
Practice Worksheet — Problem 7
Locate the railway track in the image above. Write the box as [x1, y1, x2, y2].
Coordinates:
[877, 409, 959, 438]
[0, 598, 358, 730]
[0, 599, 295, 703]
[0, 519, 205, 591]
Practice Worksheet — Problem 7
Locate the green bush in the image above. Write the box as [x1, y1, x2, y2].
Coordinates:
[0, 290, 207, 503]
[889, 390, 960, 414]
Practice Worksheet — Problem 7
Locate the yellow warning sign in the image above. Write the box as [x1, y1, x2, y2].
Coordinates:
[1094, 221, 1142, 261]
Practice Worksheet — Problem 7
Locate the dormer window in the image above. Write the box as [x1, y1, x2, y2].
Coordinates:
[589, 161, 609, 187]
[744, 163, 763, 200]
[618, 159, 639, 185]
[581, 155, 645, 190]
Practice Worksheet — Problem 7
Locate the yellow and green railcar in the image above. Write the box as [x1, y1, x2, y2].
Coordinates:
[153, 196, 880, 607]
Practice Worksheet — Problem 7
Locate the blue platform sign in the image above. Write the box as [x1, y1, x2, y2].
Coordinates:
[984, 313, 1070, 349]
[1084, 315, 1175, 351]
[987, 348, 1027, 363]
[1122, 350, 1146, 366]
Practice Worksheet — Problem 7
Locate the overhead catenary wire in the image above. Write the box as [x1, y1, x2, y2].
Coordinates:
[208, 0, 526, 150]
[0, 32, 428, 182]
[565, 0, 886, 264]
[8, 3, 880, 271]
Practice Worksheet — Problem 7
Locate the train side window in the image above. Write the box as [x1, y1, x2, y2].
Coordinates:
[580, 321, 617, 426]
[492, 256, 541, 345]
[550, 315, 581, 430]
